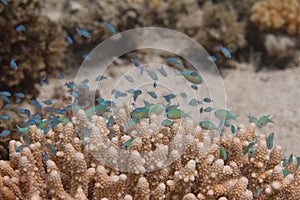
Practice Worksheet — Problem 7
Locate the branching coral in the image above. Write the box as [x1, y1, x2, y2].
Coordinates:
[250, 0, 300, 34]
[0, 108, 299, 199]
[0, 0, 66, 94]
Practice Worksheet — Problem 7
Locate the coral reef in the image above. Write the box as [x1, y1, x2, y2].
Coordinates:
[250, 0, 300, 35]
[0, 108, 299, 199]
[0, 0, 66, 95]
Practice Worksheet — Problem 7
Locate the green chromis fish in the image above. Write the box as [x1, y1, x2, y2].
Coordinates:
[199, 121, 217, 130]
[166, 109, 190, 119]
[122, 137, 135, 147]
[157, 65, 168, 77]
[148, 104, 165, 115]
[16, 144, 26, 152]
[161, 119, 174, 127]
[248, 115, 259, 126]
[37, 120, 52, 130]
[133, 90, 142, 102]
[146, 68, 158, 80]
[248, 148, 255, 158]
[220, 146, 227, 160]
[16, 125, 29, 134]
[85, 105, 110, 116]
[266, 132, 274, 149]
[130, 107, 150, 119]
[179, 71, 203, 84]
[125, 75, 134, 83]
[215, 109, 237, 121]
[243, 142, 255, 155]
[258, 115, 274, 128]
[0, 130, 10, 136]
[44, 143, 57, 154]
[288, 154, 293, 164]
[282, 169, 291, 177]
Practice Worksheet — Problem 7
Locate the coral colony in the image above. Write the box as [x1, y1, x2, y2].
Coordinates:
[0, 0, 300, 200]
[0, 59, 300, 199]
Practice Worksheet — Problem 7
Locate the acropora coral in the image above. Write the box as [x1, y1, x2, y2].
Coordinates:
[0, 0, 66, 94]
[250, 0, 300, 34]
[0, 107, 299, 199]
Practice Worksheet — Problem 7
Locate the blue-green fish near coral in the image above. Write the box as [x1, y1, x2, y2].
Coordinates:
[258, 115, 274, 128]
[215, 109, 237, 121]
[122, 138, 135, 147]
[266, 132, 274, 149]
[248, 115, 259, 126]
[146, 68, 158, 80]
[243, 142, 255, 155]
[220, 146, 227, 160]
[161, 119, 174, 127]
[85, 105, 110, 116]
[199, 121, 217, 130]
[131, 107, 150, 119]
[179, 71, 203, 84]
[166, 109, 190, 119]
[157, 65, 168, 77]
[133, 90, 142, 102]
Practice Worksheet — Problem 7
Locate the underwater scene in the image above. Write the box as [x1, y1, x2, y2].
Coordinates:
[0, 0, 300, 199]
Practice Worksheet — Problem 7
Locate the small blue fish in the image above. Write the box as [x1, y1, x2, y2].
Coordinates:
[115, 91, 127, 99]
[256, 187, 261, 197]
[96, 97, 105, 102]
[163, 94, 176, 103]
[44, 143, 57, 154]
[42, 100, 52, 105]
[258, 115, 274, 128]
[203, 107, 214, 112]
[76, 27, 91, 38]
[166, 57, 180, 64]
[57, 73, 64, 79]
[95, 75, 106, 81]
[70, 91, 79, 97]
[104, 21, 117, 34]
[82, 54, 91, 60]
[248, 148, 255, 157]
[179, 92, 187, 98]
[243, 142, 255, 155]
[66, 35, 73, 44]
[207, 55, 217, 62]
[130, 107, 150, 119]
[0, 96, 10, 102]
[130, 58, 140, 67]
[65, 82, 78, 89]
[224, 120, 231, 127]
[3, 103, 11, 109]
[191, 84, 198, 90]
[153, 81, 157, 88]
[15, 108, 25, 114]
[199, 107, 203, 113]
[218, 129, 223, 137]
[0, 91, 11, 97]
[43, 126, 50, 135]
[231, 124, 237, 134]
[220, 46, 232, 58]
[54, 109, 67, 114]
[44, 151, 49, 161]
[203, 97, 212, 103]
[146, 68, 158, 80]
[133, 90, 142, 102]
[188, 98, 202, 106]
[10, 58, 17, 69]
[0, 130, 10, 136]
[266, 132, 274, 149]
[166, 109, 190, 119]
[80, 79, 88, 84]
[22, 133, 31, 145]
[220, 146, 227, 160]
[24, 109, 30, 117]
[296, 157, 300, 171]
[16, 144, 26, 152]
[147, 91, 157, 99]
[157, 65, 168, 77]
[161, 119, 174, 127]
[30, 99, 42, 109]
[0, 114, 10, 120]
[126, 88, 135, 94]
[106, 116, 114, 128]
[15, 92, 25, 98]
[80, 83, 89, 89]
[45, 107, 53, 112]
[122, 138, 135, 147]
[125, 75, 134, 83]
[16, 24, 25, 31]
[40, 76, 46, 86]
